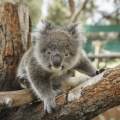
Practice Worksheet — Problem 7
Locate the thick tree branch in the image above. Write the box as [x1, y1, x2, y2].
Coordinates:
[0, 89, 36, 109]
[0, 64, 120, 120]
[69, 0, 88, 23]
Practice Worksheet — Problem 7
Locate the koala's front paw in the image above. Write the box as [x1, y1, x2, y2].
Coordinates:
[17, 76, 26, 83]
[96, 68, 105, 75]
[96, 68, 110, 75]
[44, 98, 56, 113]
[17, 76, 29, 88]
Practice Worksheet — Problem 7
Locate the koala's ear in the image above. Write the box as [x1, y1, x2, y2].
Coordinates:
[35, 20, 55, 33]
[31, 20, 55, 44]
[66, 23, 83, 36]
[66, 23, 86, 44]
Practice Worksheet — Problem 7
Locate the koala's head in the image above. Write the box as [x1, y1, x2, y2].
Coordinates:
[32, 20, 86, 72]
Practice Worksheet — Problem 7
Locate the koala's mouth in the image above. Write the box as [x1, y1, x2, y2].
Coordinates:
[49, 64, 64, 70]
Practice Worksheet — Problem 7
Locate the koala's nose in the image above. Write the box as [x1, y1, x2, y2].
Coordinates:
[53, 54, 61, 67]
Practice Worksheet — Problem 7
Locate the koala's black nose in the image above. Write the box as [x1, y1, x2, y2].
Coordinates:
[53, 54, 61, 67]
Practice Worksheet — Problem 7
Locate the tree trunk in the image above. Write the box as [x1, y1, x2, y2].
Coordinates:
[0, 2, 31, 91]
[0, 2, 31, 119]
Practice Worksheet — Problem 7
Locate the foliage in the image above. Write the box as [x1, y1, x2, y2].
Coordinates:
[77, 0, 120, 25]
[44, 0, 120, 25]
[98, 0, 120, 25]
[1, 0, 120, 26]
[46, 0, 70, 26]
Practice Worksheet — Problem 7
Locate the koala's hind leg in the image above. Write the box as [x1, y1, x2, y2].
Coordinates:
[62, 76, 91, 91]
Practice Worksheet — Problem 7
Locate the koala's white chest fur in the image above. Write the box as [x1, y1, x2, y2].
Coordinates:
[50, 69, 67, 79]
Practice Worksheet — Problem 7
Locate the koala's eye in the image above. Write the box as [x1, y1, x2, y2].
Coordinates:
[46, 50, 51, 55]
[65, 52, 69, 57]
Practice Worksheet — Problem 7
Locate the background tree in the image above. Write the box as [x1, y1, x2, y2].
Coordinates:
[46, 0, 70, 26]
[0, 0, 43, 23]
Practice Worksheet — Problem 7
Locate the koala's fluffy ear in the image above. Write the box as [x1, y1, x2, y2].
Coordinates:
[31, 20, 55, 44]
[35, 20, 55, 33]
[66, 23, 86, 45]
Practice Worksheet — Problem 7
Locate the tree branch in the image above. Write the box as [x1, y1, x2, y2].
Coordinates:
[69, 0, 88, 23]
[0, 89, 36, 109]
[88, 52, 120, 59]
[68, 0, 75, 17]
[0, 64, 120, 120]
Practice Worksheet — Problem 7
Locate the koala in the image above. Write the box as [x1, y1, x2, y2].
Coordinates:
[17, 20, 102, 113]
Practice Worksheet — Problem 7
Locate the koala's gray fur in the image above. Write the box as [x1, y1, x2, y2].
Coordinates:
[17, 20, 97, 113]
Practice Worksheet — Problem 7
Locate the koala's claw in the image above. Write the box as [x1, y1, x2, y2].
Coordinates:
[96, 68, 105, 75]
[96, 68, 110, 75]
[17, 76, 28, 86]
[44, 99, 56, 114]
